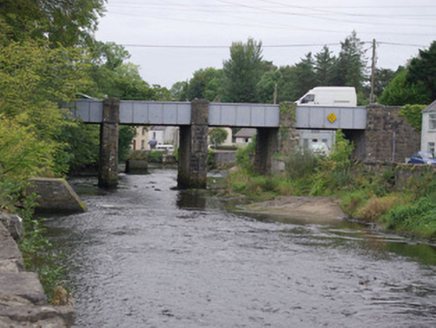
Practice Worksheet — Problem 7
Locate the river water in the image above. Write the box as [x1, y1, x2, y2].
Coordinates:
[46, 168, 436, 328]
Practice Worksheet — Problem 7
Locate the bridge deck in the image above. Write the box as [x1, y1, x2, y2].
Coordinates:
[68, 100, 366, 129]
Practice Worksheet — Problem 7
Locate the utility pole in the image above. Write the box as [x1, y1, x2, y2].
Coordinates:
[273, 83, 278, 104]
[370, 39, 376, 104]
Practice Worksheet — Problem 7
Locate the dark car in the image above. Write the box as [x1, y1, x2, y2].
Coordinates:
[407, 151, 436, 165]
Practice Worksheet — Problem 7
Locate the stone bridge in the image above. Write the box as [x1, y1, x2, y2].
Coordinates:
[66, 99, 420, 189]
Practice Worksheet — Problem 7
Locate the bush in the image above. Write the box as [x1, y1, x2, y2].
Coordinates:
[385, 197, 436, 238]
[235, 136, 256, 171]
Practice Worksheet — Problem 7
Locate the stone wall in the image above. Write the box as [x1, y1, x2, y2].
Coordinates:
[352, 104, 420, 163]
[0, 216, 75, 327]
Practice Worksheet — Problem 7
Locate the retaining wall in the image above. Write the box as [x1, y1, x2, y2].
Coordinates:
[0, 215, 75, 327]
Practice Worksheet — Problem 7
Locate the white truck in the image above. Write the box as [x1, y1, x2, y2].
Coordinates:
[295, 86, 357, 107]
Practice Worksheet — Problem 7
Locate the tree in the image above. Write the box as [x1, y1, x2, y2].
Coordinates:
[0, 0, 106, 46]
[399, 104, 427, 131]
[407, 41, 436, 103]
[222, 38, 263, 103]
[373, 68, 396, 99]
[315, 45, 336, 86]
[291, 52, 317, 99]
[332, 31, 367, 90]
[209, 128, 228, 148]
[171, 81, 188, 101]
[256, 70, 282, 103]
[185, 68, 224, 101]
[379, 69, 430, 106]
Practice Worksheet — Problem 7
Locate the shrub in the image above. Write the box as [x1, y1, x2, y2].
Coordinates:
[235, 136, 256, 171]
[357, 194, 401, 222]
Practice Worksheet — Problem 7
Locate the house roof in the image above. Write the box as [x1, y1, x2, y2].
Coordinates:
[234, 128, 257, 138]
[423, 100, 436, 113]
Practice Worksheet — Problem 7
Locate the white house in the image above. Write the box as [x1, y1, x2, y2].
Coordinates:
[421, 100, 436, 154]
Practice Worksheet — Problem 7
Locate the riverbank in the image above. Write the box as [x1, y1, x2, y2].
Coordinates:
[0, 216, 75, 327]
[239, 196, 347, 221]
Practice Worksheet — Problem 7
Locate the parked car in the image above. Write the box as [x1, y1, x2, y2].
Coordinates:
[407, 151, 436, 165]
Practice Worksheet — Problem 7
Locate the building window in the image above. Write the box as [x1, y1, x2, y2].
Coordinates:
[430, 114, 436, 130]
[133, 140, 136, 150]
[428, 142, 435, 155]
[141, 140, 145, 149]
[142, 128, 146, 136]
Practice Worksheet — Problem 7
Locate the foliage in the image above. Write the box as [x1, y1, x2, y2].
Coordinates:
[0, 115, 57, 184]
[119, 126, 136, 162]
[183, 67, 224, 101]
[223, 38, 263, 103]
[385, 197, 436, 239]
[147, 150, 164, 163]
[0, 0, 106, 46]
[379, 69, 430, 106]
[332, 31, 367, 90]
[209, 128, 228, 148]
[314, 46, 336, 86]
[57, 123, 100, 169]
[235, 136, 257, 171]
[399, 104, 426, 131]
[19, 216, 68, 302]
[407, 41, 436, 104]
[290, 52, 317, 99]
[256, 70, 282, 103]
[0, 36, 92, 174]
[356, 194, 401, 222]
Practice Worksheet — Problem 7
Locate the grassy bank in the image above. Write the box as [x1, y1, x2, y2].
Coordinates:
[227, 131, 436, 241]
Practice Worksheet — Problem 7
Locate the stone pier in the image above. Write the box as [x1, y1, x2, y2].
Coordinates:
[98, 98, 120, 188]
[177, 99, 209, 189]
[254, 128, 279, 175]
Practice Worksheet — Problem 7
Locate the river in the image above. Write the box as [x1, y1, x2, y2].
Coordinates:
[46, 168, 436, 328]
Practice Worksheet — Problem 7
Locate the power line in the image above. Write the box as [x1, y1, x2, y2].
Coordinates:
[117, 41, 426, 49]
[119, 43, 342, 49]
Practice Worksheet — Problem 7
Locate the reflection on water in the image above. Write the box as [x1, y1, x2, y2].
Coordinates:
[45, 169, 436, 328]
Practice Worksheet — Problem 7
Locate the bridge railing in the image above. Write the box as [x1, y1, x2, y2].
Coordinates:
[65, 99, 367, 130]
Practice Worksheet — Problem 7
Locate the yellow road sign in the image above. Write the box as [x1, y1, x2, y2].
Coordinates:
[327, 113, 337, 123]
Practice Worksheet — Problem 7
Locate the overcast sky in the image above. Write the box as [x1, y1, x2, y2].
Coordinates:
[95, 0, 436, 89]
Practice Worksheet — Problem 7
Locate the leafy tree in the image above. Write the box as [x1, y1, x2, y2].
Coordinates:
[333, 31, 367, 90]
[171, 81, 188, 101]
[119, 126, 137, 162]
[209, 128, 228, 148]
[0, 36, 91, 173]
[0, 0, 106, 46]
[407, 41, 436, 103]
[379, 69, 430, 106]
[185, 68, 224, 101]
[399, 104, 426, 131]
[373, 68, 396, 99]
[257, 70, 282, 103]
[291, 52, 317, 99]
[277, 65, 297, 102]
[315, 45, 336, 86]
[222, 38, 263, 103]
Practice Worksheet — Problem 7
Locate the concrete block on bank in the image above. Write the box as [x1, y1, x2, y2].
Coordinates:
[28, 178, 86, 214]
[125, 159, 148, 174]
